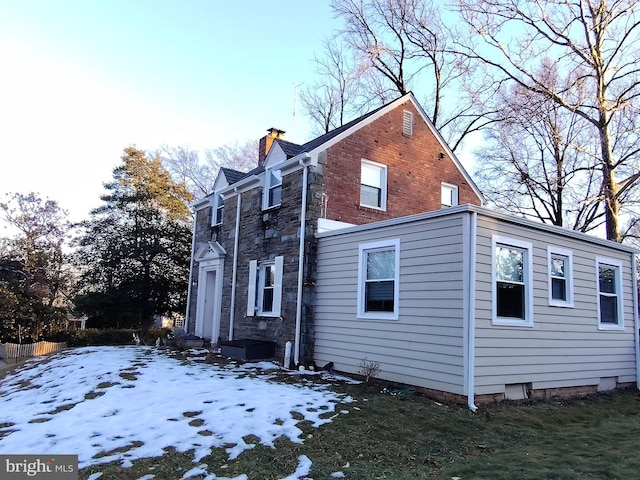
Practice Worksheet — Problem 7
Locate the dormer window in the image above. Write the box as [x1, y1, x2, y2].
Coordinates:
[264, 169, 282, 209]
[212, 193, 224, 226]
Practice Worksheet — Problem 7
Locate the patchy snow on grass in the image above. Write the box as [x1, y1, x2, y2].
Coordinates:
[0, 346, 351, 477]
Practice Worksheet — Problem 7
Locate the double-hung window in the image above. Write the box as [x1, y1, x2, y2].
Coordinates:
[360, 160, 387, 210]
[547, 246, 573, 307]
[264, 169, 282, 209]
[492, 235, 533, 326]
[247, 256, 283, 317]
[357, 239, 400, 320]
[596, 257, 624, 330]
[212, 193, 224, 226]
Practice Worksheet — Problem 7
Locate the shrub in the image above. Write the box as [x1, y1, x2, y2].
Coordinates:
[67, 329, 139, 347]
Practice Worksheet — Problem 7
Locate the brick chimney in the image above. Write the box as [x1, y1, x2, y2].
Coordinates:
[258, 127, 285, 166]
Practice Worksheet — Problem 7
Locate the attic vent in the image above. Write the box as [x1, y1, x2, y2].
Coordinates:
[402, 110, 413, 136]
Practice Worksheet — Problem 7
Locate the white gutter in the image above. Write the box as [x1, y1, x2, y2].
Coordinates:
[184, 211, 198, 332]
[466, 211, 478, 412]
[294, 154, 311, 365]
[633, 253, 639, 390]
[228, 187, 242, 341]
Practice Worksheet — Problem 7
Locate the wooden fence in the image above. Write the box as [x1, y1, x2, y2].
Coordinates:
[0, 341, 67, 361]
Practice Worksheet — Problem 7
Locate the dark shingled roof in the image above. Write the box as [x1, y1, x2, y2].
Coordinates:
[223, 98, 398, 187]
[221, 167, 247, 185]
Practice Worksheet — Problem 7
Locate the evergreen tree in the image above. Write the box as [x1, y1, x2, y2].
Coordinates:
[74, 147, 193, 331]
[0, 192, 70, 342]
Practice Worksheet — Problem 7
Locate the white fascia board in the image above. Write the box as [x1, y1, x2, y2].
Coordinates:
[190, 195, 214, 211]
[316, 203, 640, 256]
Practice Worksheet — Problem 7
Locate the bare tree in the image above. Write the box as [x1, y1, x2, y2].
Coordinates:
[456, 0, 640, 242]
[205, 139, 259, 174]
[159, 140, 258, 200]
[475, 80, 605, 233]
[313, 0, 496, 150]
[302, 39, 361, 134]
[159, 145, 215, 200]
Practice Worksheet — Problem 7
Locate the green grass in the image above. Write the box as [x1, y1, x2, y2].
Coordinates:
[77, 378, 640, 480]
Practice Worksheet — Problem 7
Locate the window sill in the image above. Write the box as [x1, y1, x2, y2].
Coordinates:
[492, 318, 534, 328]
[262, 204, 281, 213]
[548, 301, 574, 308]
[358, 204, 386, 213]
[598, 323, 624, 331]
[358, 312, 399, 321]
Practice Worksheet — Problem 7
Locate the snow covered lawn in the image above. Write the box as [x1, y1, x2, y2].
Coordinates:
[0, 346, 353, 479]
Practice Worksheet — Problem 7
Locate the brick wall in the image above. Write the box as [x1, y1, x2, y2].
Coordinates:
[322, 100, 481, 225]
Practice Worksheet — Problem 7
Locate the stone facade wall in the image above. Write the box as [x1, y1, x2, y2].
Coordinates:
[322, 100, 482, 225]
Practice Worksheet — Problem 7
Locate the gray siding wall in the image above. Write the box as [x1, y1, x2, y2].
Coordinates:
[315, 213, 468, 395]
[473, 213, 637, 395]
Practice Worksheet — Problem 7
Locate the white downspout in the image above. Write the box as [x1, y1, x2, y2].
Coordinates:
[632, 253, 639, 390]
[294, 155, 311, 366]
[184, 209, 198, 332]
[467, 211, 478, 412]
[229, 187, 242, 341]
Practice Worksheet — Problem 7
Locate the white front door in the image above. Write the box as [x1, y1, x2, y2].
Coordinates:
[194, 241, 226, 343]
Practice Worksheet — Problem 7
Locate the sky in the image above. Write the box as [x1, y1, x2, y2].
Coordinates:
[0, 1, 338, 223]
[0, 346, 356, 479]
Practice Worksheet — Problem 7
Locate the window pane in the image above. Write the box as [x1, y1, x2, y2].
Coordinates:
[496, 246, 524, 283]
[216, 206, 224, 224]
[361, 164, 381, 188]
[551, 255, 566, 277]
[269, 185, 282, 206]
[263, 288, 274, 312]
[361, 185, 381, 207]
[551, 278, 566, 301]
[599, 265, 616, 294]
[367, 249, 395, 280]
[270, 170, 282, 187]
[600, 295, 618, 323]
[366, 280, 394, 312]
[496, 282, 525, 318]
[264, 266, 274, 287]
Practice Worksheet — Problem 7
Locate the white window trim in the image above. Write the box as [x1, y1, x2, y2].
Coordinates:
[247, 256, 283, 317]
[491, 235, 534, 327]
[547, 246, 574, 308]
[360, 159, 388, 211]
[595, 256, 624, 331]
[441, 182, 459, 207]
[262, 168, 282, 210]
[357, 239, 400, 320]
[212, 193, 224, 226]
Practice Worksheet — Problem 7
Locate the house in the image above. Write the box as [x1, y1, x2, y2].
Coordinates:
[313, 205, 639, 408]
[186, 92, 482, 366]
[186, 92, 639, 405]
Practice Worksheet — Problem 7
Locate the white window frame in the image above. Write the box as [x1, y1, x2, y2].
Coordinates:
[402, 110, 413, 136]
[263, 168, 282, 210]
[441, 183, 459, 207]
[212, 193, 224, 226]
[595, 256, 624, 330]
[360, 159, 387, 211]
[357, 239, 400, 320]
[247, 256, 283, 317]
[547, 246, 574, 308]
[491, 235, 534, 327]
